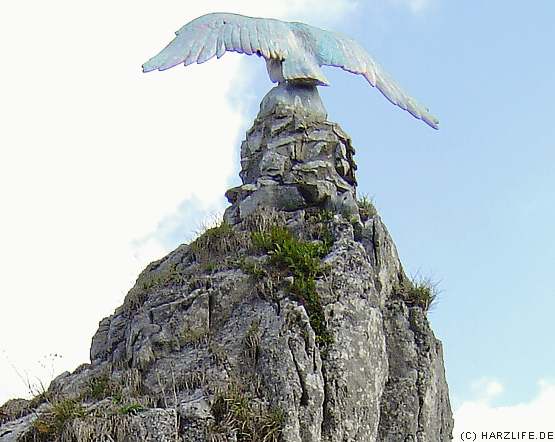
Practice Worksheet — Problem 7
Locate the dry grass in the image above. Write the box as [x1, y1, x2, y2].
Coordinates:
[209, 383, 284, 442]
[398, 275, 440, 312]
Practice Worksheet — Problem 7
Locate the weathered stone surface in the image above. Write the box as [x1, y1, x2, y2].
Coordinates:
[377, 300, 453, 441]
[0, 88, 453, 441]
[61, 406, 179, 442]
[238, 185, 307, 220]
[259, 83, 327, 121]
[0, 413, 36, 442]
[0, 400, 31, 428]
[224, 89, 358, 226]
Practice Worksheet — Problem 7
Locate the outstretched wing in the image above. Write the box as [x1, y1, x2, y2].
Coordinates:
[143, 13, 293, 72]
[312, 27, 439, 129]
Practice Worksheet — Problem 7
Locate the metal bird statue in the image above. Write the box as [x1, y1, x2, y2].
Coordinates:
[143, 13, 439, 129]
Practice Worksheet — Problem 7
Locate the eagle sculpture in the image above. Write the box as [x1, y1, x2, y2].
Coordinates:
[143, 13, 439, 129]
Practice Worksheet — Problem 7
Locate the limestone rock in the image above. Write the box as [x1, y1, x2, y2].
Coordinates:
[0, 87, 453, 441]
[224, 87, 358, 226]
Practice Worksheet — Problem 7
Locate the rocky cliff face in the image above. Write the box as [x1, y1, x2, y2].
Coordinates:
[0, 84, 453, 442]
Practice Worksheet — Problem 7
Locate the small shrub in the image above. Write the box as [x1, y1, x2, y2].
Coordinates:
[272, 239, 327, 278]
[253, 226, 329, 277]
[314, 209, 334, 224]
[32, 399, 86, 439]
[118, 403, 145, 415]
[398, 276, 439, 312]
[357, 195, 377, 221]
[240, 207, 287, 237]
[86, 374, 120, 401]
[251, 225, 291, 253]
[252, 225, 333, 347]
[126, 262, 187, 311]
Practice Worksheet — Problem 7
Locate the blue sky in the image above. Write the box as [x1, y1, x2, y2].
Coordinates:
[1, 0, 554, 435]
[328, 1, 555, 409]
[196, 1, 555, 409]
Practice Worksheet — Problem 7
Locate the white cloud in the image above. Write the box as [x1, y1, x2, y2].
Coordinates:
[454, 379, 555, 438]
[182, 0, 358, 23]
[405, 0, 432, 13]
[469, 377, 505, 402]
[385, 0, 434, 14]
[0, 0, 356, 404]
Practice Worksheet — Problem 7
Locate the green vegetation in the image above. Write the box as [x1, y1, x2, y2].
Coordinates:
[27, 369, 153, 438]
[32, 399, 86, 440]
[357, 195, 377, 221]
[0, 399, 33, 426]
[251, 224, 290, 253]
[27, 391, 48, 410]
[258, 408, 285, 442]
[126, 261, 187, 311]
[310, 210, 335, 250]
[138, 262, 186, 292]
[398, 276, 439, 312]
[210, 384, 284, 442]
[252, 225, 331, 272]
[118, 403, 145, 415]
[180, 327, 209, 347]
[85, 374, 121, 401]
[191, 221, 233, 253]
[85, 373, 131, 405]
[202, 262, 218, 273]
[252, 224, 333, 347]
[191, 221, 248, 263]
[238, 257, 267, 279]
[132, 220, 248, 305]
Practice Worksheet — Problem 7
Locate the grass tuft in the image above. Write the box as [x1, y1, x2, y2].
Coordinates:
[357, 195, 377, 221]
[191, 221, 247, 263]
[85, 374, 121, 401]
[398, 275, 439, 312]
[238, 257, 267, 280]
[210, 384, 283, 442]
[31, 399, 86, 440]
[118, 403, 146, 415]
[252, 224, 333, 347]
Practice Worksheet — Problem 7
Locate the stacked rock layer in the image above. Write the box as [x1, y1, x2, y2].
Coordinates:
[224, 84, 359, 226]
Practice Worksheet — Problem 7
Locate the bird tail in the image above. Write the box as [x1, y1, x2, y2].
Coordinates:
[282, 57, 330, 86]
